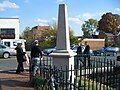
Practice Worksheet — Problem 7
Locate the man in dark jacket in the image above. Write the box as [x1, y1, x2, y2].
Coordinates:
[83, 42, 90, 55]
[83, 41, 90, 67]
[76, 43, 83, 69]
[77, 43, 82, 55]
[15, 43, 25, 74]
[31, 40, 42, 76]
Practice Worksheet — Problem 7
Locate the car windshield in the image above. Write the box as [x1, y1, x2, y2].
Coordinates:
[0, 44, 7, 48]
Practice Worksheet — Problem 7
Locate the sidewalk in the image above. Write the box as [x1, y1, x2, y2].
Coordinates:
[0, 70, 34, 90]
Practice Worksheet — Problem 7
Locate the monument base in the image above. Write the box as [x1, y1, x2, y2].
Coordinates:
[50, 50, 76, 83]
[50, 50, 76, 57]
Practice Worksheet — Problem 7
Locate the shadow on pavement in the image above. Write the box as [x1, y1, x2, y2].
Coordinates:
[0, 69, 33, 89]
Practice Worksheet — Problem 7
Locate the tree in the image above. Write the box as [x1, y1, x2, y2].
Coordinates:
[21, 24, 78, 50]
[98, 12, 120, 35]
[40, 24, 57, 49]
[21, 27, 33, 40]
[21, 27, 34, 50]
[81, 19, 98, 38]
[114, 14, 120, 34]
[69, 28, 79, 45]
[40, 24, 78, 49]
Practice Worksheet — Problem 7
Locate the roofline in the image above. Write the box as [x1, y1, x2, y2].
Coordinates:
[0, 18, 19, 19]
[83, 38, 105, 41]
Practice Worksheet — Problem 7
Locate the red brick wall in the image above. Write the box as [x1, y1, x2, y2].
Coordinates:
[80, 39, 105, 50]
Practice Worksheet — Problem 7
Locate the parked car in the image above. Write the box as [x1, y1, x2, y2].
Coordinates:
[71, 45, 93, 54]
[93, 46, 120, 56]
[43, 45, 78, 55]
[43, 47, 56, 55]
[43, 45, 77, 55]
[0, 44, 16, 58]
[43, 45, 94, 55]
[0, 39, 26, 52]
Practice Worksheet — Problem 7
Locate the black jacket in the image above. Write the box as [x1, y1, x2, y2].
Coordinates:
[15, 47, 25, 62]
[31, 45, 42, 58]
[83, 45, 90, 54]
[77, 46, 82, 54]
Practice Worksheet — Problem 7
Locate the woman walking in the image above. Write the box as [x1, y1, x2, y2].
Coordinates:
[15, 43, 25, 74]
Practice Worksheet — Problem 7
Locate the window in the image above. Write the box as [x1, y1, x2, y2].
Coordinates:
[0, 28, 15, 39]
[13, 42, 17, 46]
[4, 42, 10, 47]
[0, 28, 15, 34]
[0, 45, 6, 48]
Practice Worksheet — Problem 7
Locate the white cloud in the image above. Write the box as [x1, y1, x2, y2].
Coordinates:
[68, 12, 103, 35]
[82, 13, 94, 20]
[69, 17, 84, 26]
[96, 12, 106, 16]
[38, 23, 49, 26]
[0, 7, 4, 11]
[24, 0, 29, 3]
[11, 15, 19, 18]
[35, 18, 49, 23]
[0, 0, 19, 11]
[115, 8, 120, 12]
[76, 12, 105, 21]
[52, 17, 57, 21]
[56, 0, 65, 3]
[35, 18, 49, 26]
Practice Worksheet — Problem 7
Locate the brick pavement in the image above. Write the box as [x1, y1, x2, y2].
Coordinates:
[0, 70, 34, 90]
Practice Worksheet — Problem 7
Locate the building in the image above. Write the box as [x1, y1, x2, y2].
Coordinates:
[117, 33, 120, 45]
[0, 18, 19, 39]
[80, 38, 105, 50]
[32, 25, 50, 40]
[98, 32, 115, 46]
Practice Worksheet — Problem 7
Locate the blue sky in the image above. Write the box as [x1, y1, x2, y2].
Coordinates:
[0, 0, 120, 36]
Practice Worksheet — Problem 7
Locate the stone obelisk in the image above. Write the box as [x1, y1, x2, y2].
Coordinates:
[57, 4, 70, 51]
[50, 4, 76, 82]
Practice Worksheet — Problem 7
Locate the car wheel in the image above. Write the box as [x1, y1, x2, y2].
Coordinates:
[3, 52, 10, 59]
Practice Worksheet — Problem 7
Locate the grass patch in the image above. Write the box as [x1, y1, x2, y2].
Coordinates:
[78, 76, 114, 90]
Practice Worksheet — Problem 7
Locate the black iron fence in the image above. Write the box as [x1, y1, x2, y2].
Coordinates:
[30, 54, 120, 90]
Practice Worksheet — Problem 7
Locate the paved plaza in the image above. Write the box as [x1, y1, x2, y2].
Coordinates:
[0, 70, 34, 90]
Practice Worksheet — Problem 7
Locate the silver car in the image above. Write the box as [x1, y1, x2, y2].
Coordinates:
[43, 47, 56, 55]
[93, 46, 120, 56]
[0, 44, 16, 58]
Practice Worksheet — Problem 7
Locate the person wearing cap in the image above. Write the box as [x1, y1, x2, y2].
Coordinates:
[15, 43, 26, 74]
[30, 40, 43, 77]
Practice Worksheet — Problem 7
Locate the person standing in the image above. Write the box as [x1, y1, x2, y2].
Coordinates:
[83, 41, 90, 55]
[15, 43, 25, 74]
[77, 43, 82, 55]
[83, 41, 90, 67]
[76, 43, 82, 69]
[30, 40, 43, 76]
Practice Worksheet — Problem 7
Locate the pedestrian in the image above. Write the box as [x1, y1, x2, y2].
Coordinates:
[76, 43, 82, 55]
[83, 41, 90, 55]
[83, 41, 90, 67]
[76, 43, 83, 69]
[15, 43, 26, 74]
[30, 40, 43, 77]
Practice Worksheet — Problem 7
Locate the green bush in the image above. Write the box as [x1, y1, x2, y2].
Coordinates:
[34, 76, 45, 90]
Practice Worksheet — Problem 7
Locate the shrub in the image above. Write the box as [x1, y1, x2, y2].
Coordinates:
[34, 76, 45, 90]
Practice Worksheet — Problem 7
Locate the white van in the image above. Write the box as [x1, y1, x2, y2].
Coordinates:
[0, 39, 26, 52]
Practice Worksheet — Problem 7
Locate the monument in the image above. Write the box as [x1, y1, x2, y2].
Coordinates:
[50, 4, 76, 82]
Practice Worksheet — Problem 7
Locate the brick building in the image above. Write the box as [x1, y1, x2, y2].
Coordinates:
[117, 33, 120, 45]
[98, 32, 115, 46]
[31, 25, 50, 40]
[80, 38, 105, 50]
